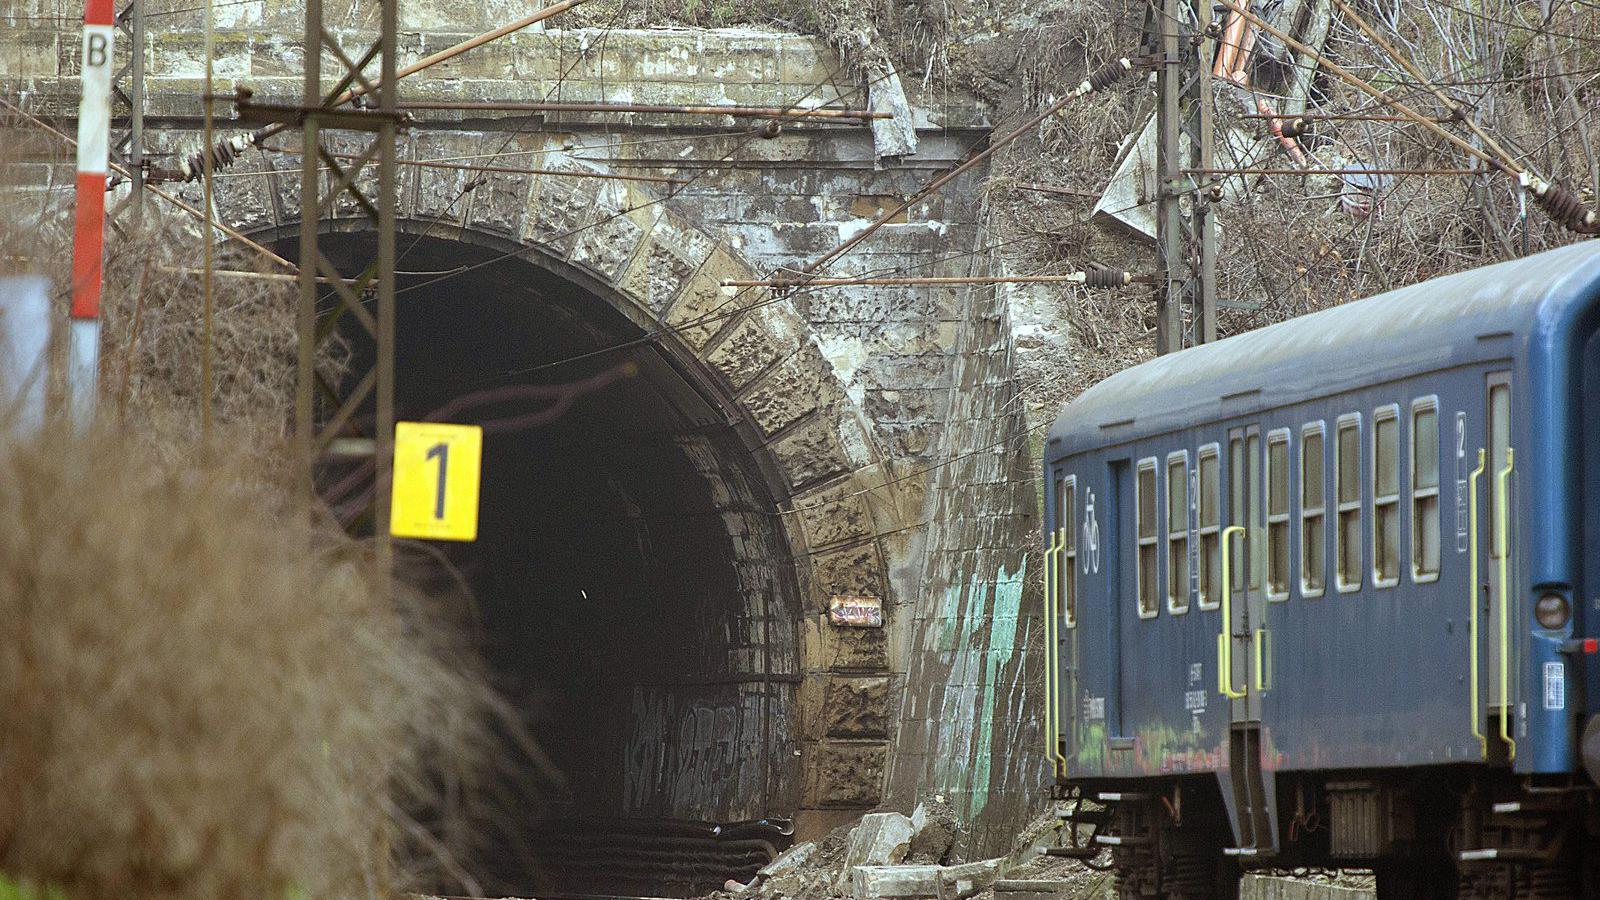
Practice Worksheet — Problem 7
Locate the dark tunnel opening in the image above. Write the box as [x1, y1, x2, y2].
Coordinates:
[288, 231, 803, 895]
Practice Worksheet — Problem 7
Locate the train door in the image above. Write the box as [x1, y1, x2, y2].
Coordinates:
[1477, 372, 1517, 760]
[1223, 424, 1276, 852]
[1108, 459, 1131, 740]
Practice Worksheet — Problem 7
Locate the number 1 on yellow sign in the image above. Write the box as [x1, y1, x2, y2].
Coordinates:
[391, 421, 482, 541]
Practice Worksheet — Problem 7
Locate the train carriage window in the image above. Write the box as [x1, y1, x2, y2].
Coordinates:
[1248, 432, 1263, 592]
[1301, 423, 1326, 597]
[1336, 414, 1363, 592]
[1167, 452, 1190, 614]
[1266, 430, 1290, 601]
[1197, 444, 1222, 610]
[1410, 398, 1440, 582]
[1230, 437, 1245, 593]
[1230, 433, 1263, 592]
[1489, 383, 1511, 559]
[1373, 405, 1401, 587]
[1137, 458, 1159, 619]
[1060, 476, 1078, 627]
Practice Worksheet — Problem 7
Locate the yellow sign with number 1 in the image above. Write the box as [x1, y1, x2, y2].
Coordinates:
[391, 421, 482, 541]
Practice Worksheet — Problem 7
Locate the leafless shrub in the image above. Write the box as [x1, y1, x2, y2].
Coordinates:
[0, 110, 554, 899]
[0, 429, 553, 899]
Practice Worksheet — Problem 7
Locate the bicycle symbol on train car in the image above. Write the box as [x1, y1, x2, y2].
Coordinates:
[1082, 489, 1100, 574]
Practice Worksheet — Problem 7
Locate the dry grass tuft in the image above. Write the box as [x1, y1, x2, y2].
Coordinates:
[0, 429, 545, 898]
[0, 113, 559, 900]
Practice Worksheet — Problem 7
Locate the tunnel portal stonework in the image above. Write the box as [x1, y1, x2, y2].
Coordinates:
[2, 12, 1046, 853]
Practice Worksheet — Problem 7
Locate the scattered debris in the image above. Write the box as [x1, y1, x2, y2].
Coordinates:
[907, 796, 961, 864]
[836, 812, 919, 890]
[761, 841, 819, 880]
[852, 858, 1002, 899]
[1241, 873, 1375, 899]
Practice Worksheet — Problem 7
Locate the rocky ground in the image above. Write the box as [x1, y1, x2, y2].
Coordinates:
[700, 800, 1380, 900]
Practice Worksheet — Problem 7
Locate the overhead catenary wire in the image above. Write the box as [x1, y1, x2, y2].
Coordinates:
[169, 0, 594, 182]
[472, 187, 1166, 387]
[253, 143, 688, 185]
[795, 53, 1148, 280]
[723, 270, 1150, 289]
[388, 63, 897, 303]
[1216, 0, 1600, 233]
[0, 94, 297, 273]
[1187, 166, 1484, 177]
[391, 99, 888, 121]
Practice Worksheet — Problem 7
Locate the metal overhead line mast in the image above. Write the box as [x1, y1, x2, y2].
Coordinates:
[228, 0, 401, 559]
[1153, 0, 1218, 355]
[109, 0, 145, 221]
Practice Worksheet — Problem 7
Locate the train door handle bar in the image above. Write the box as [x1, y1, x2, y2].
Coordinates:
[1468, 449, 1486, 758]
[1043, 529, 1069, 777]
[1495, 448, 1516, 762]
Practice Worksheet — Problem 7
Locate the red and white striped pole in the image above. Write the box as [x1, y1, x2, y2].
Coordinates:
[68, 0, 114, 427]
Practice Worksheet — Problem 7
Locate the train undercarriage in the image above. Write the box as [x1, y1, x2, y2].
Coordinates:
[1052, 772, 1600, 899]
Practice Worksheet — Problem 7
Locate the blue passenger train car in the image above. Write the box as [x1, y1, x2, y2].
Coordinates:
[1041, 242, 1600, 899]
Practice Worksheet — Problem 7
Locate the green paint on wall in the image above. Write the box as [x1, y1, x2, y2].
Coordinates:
[968, 558, 1026, 820]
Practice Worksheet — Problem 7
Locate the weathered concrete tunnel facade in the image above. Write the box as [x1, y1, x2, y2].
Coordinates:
[3, 4, 1047, 858]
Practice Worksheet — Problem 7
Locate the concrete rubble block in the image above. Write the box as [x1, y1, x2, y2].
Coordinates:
[907, 796, 959, 863]
[1241, 875, 1376, 900]
[0, 30, 61, 78]
[757, 840, 816, 879]
[853, 864, 941, 899]
[939, 858, 1003, 898]
[409, 30, 516, 80]
[850, 858, 1002, 899]
[836, 811, 917, 889]
[994, 878, 1076, 900]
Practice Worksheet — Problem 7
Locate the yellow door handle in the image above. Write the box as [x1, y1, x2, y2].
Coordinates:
[1468, 449, 1486, 757]
[1043, 529, 1069, 776]
[1043, 529, 1059, 772]
[1218, 525, 1247, 699]
[1495, 448, 1515, 761]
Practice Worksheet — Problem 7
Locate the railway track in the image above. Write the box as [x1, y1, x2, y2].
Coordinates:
[524, 817, 791, 897]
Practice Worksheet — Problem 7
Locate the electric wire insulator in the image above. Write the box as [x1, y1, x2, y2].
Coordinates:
[1084, 57, 1136, 94]
[1532, 179, 1600, 234]
[178, 133, 251, 182]
[1085, 266, 1132, 289]
[173, 128, 276, 182]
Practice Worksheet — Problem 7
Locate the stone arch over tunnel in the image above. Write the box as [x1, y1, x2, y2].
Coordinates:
[214, 139, 915, 886]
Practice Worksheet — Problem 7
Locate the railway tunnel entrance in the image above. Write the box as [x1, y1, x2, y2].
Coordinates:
[295, 230, 804, 895]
